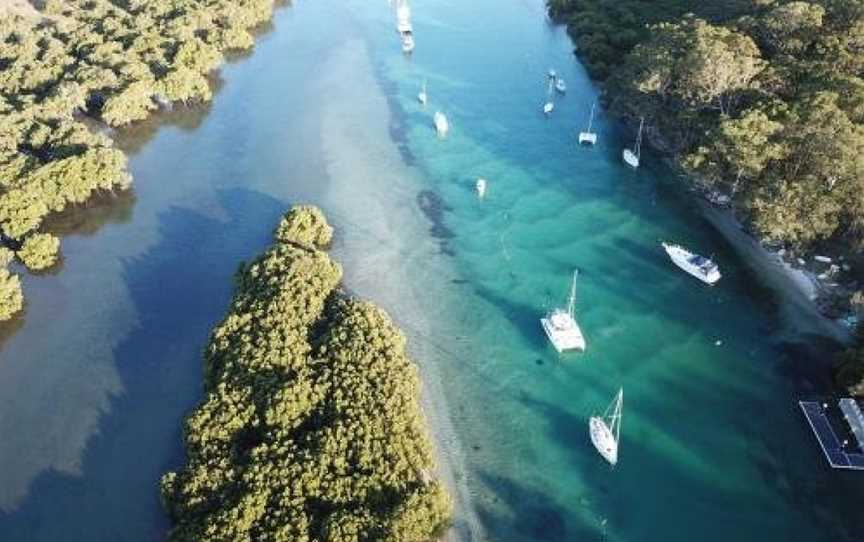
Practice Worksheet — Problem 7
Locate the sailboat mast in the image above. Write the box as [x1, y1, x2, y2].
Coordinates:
[635, 117, 644, 160]
[611, 388, 623, 443]
[587, 103, 595, 132]
[567, 270, 577, 318]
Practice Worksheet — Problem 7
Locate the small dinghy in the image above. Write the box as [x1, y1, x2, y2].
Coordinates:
[418, 79, 427, 106]
[662, 242, 721, 285]
[476, 178, 487, 198]
[555, 78, 566, 94]
[434, 111, 449, 137]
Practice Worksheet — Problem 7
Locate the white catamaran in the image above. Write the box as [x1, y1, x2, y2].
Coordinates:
[541, 270, 586, 353]
[662, 242, 721, 285]
[590, 388, 623, 466]
[578, 102, 597, 145]
[543, 77, 555, 115]
[623, 117, 643, 168]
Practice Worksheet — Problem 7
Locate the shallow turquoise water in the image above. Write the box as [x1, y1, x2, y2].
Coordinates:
[0, 1, 861, 541]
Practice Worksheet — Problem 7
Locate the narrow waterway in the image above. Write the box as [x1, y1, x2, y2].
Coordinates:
[0, 1, 862, 541]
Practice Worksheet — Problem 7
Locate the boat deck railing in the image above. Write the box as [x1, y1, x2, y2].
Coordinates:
[799, 401, 864, 470]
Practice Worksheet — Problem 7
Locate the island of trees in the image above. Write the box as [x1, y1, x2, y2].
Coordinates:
[161, 206, 452, 541]
[548, 0, 864, 395]
[0, 0, 278, 320]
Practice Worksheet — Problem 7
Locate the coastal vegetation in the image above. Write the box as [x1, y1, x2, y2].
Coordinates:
[0, 0, 277, 320]
[550, 0, 864, 254]
[161, 206, 452, 541]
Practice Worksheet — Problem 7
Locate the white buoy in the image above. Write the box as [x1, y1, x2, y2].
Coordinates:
[476, 178, 487, 198]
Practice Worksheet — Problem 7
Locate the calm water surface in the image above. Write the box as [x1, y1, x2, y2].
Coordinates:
[0, 1, 862, 540]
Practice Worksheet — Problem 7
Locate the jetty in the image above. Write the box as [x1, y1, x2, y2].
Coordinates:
[799, 400, 864, 470]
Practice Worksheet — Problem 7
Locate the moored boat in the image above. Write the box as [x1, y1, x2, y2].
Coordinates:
[662, 242, 721, 284]
[540, 270, 586, 352]
[434, 111, 449, 137]
[590, 388, 623, 466]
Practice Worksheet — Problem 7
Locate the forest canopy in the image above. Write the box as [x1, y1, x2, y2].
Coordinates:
[161, 206, 452, 541]
[549, 0, 864, 253]
[0, 0, 277, 320]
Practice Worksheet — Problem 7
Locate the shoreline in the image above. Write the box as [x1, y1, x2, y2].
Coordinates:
[697, 199, 852, 344]
[313, 36, 482, 541]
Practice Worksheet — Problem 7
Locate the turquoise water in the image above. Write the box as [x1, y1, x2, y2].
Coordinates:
[0, 0, 861, 540]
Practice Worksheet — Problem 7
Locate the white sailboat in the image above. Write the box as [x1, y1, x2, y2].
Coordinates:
[540, 270, 586, 352]
[476, 178, 487, 198]
[434, 111, 449, 137]
[590, 388, 623, 466]
[578, 102, 597, 145]
[622, 117, 643, 168]
[543, 78, 555, 115]
[662, 242, 721, 285]
[418, 79, 427, 106]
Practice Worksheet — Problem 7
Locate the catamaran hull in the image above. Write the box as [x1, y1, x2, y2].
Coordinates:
[540, 316, 586, 353]
[578, 132, 597, 145]
[590, 417, 618, 465]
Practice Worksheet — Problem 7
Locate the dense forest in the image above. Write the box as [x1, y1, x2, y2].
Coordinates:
[0, 0, 277, 320]
[161, 206, 452, 541]
[549, 0, 864, 394]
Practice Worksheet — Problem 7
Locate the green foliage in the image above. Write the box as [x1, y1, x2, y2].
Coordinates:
[836, 327, 864, 397]
[0, 268, 23, 321]
[18, 233, 60, 271]
[0, 0, 278, 312]
[162, 206, 452, 541]
[274, 205, 334, 248]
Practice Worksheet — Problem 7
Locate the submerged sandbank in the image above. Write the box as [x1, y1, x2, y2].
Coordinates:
[312, 37, 482, 541]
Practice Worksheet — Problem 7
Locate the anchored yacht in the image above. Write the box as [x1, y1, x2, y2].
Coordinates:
[662, 242, 721, 284]
[434, 111, 449, 137]
[541, 270, 586, 352]
[590, 388, 623, 466]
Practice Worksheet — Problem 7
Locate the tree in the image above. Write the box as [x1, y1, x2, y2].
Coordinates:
[18, 232, 60, 271]
[0, 268, 23, 321]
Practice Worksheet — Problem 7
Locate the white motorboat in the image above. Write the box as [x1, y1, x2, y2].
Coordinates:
[662, 242, 721, 285]
[541, 270, 586, 353]
[434, 111, 449, 137]
[590, 388, 623, 466]
[622, 116, 643, 168]
[418, 79, 427, 106]
[578, 102, 597, 145]
[476, 178, 487, 198]
[555, 78, 566, 93]
[396, 0, 412, 32]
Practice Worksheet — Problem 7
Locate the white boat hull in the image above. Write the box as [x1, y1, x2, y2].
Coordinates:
[578, 132, 597, 145]
[434, 112, 449, 137]
[543, 102, 554, 115]
[541, 313, 585, 353]
[418, 92, 427, 105]
[623, 148, 639, 168]
[476, 179, 487, 198]
[662, 242, 721, 285]
[590, 416, 618, 465]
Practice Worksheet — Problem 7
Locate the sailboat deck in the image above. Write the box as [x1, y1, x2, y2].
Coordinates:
[799, 401, 864, 470]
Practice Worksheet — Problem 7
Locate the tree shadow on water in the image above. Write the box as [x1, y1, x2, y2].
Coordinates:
[0, 188, 287, 542]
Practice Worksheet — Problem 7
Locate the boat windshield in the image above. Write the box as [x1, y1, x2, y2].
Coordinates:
[689, 254, 716, 272]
